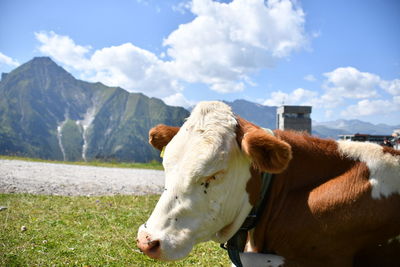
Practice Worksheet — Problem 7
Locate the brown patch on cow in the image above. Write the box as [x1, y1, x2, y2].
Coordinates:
[382, 145, 400, 156]
[248, 131, 356, 253]
[242, 130, 292, 173]
[307, 161, 373, 218]
[235, 117, 259, 148]
[236, 117, 292, 173]
[354, 236, 400, 267]
[244, 130, 400, 265]
[148, 124, 180, 151]
[245, 167, 262, 206]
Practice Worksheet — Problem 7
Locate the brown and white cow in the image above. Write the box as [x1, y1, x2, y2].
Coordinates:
[137, 101, 400, 266]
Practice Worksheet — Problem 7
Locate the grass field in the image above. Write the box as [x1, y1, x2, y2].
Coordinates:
[0, 194, 230, 266]
[0, 155, 164, 170]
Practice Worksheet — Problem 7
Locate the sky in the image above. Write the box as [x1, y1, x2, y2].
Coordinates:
[0, 0, 399, 125]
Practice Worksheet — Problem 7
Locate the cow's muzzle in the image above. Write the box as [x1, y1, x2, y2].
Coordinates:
[137, 230, 161, 259]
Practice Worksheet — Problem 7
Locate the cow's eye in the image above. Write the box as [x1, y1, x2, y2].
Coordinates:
[199, 171, 225, 193]
[200, 171, 225, 184]
[212, 170, 225, 179]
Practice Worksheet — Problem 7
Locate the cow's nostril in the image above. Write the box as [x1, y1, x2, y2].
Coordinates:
[137, 231, 162, 259]
[147, 239, 160, 253]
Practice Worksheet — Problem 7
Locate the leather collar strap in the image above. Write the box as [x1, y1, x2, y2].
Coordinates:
[221, 171, 274, 267]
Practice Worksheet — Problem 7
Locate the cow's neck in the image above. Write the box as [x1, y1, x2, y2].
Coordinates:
[246, 130, 355, 253]
[275, 130, 355, 191]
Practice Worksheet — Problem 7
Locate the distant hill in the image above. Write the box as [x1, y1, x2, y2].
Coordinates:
[1, 57, 397, 162]
[222, 100, 398, 139]
[223, 99, 277, 129]
[313, 120, 400, 139]
[312, 125, 352, 139]
[0, 57, 189, 162]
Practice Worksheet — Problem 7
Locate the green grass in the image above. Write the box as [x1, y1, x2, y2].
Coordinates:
[0, 194, 230, 266]
[0, 155, 164, 170]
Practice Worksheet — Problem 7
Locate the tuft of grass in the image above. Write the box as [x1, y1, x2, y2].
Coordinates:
[0, 194, 230, 266]
[0, 155, 163, 170]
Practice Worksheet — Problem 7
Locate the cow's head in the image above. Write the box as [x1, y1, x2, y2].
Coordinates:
[137, 101, 292, 260]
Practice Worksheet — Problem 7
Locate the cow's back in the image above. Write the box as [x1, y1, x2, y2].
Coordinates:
[250, 132, 400, 266]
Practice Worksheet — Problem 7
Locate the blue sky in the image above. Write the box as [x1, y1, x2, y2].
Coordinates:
[1, 0, 399, 125]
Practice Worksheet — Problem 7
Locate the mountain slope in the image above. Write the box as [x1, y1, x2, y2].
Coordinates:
[1, 57, 397, 161]
[314, 120, 399, 135]
[0, 57, 189, 162]
[224, 99, 277, 129]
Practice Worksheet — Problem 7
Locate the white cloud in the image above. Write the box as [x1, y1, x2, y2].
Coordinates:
[341, 99, 399, 117]
[210, 80, 245, 93]
[35, 31, 91, 70]
[163, 93, 194, 108]
[263, 88, 318, 106]
[311, 31, 321, 39]
[323, 67, 380, 99]
[35, 32, 182, 98]
[88, 43, 183, 97]
[380, 79, 400, 95]
[0, 52, 20, 67]
[263, 91, 288, 106]
[304, 74, 316, 82]
[263, 66, 400, 120]
[318, 92, 343, 108]
[35, 0, 308, 98]
[320, 67, 400, 112]
[394, 95, 400, 105]
[324, 109, 334, 118]
[323, 65, 400, 118]
[172, 1, 191, 14]
[34, 28, 398, 122]
[164, 0, 307, 93]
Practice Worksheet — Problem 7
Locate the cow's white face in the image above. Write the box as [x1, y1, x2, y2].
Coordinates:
[137, 101, 292, 261]
[137, 102, 253, 260]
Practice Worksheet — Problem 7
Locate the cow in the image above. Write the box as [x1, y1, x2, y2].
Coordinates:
[137, 101, 400, 266]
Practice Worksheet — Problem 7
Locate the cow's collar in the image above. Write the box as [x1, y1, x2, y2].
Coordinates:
[221, 128, 275, 267]
[220, 172, 274, 267]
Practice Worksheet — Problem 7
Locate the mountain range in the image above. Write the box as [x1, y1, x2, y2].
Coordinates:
[223, 100, 398, 139]
[0, 57, 188, 162]
[223, 99, 277, 129]
[313, 120, 399, 137]
[0, 57, 398, 162]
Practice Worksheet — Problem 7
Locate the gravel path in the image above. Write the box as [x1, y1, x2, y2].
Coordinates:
[0, 160, 165, 196]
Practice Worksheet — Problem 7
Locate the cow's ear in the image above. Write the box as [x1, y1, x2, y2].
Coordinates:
[241, 128, 292, 173]
[149, 124, 180, 151]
